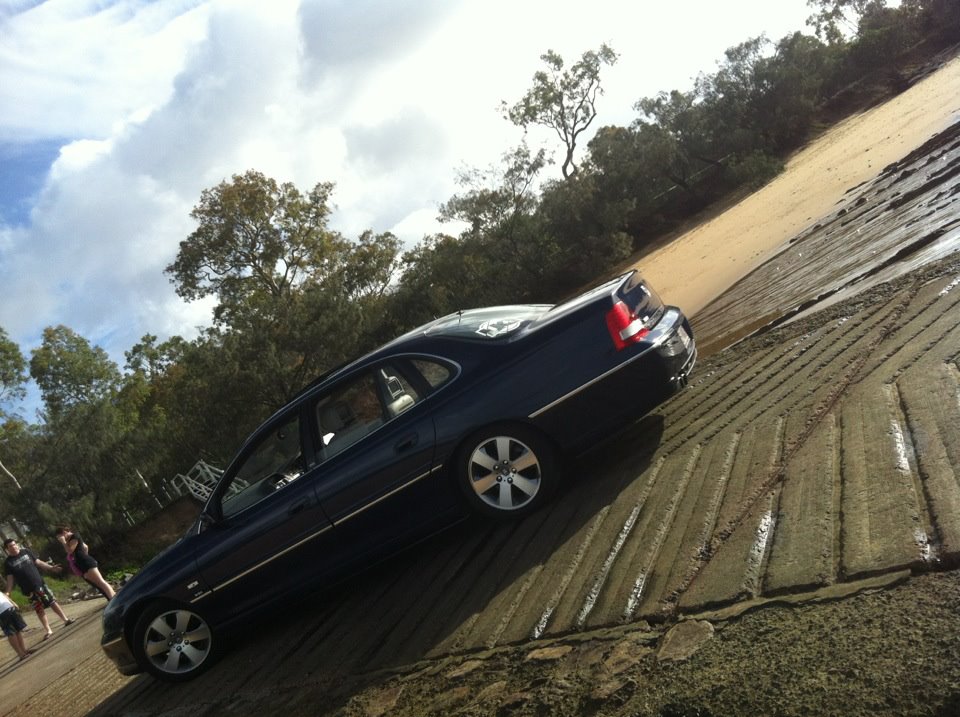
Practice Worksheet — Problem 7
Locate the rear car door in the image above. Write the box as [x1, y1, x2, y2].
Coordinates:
[310, 357, 460, 570]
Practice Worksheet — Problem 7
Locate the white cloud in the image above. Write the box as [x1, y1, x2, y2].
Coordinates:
[0, 0, 813, 378]
[0, 0, 210, 142]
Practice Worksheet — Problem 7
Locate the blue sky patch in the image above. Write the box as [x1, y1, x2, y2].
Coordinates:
[0, 139, 63, 226]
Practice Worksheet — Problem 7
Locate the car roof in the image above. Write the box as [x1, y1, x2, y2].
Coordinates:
[287, 304, 551, 403]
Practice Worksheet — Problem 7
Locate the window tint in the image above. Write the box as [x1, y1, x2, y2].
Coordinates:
[412, 358, 453, 389]
[312, 361, 442, 461]
[221, 413, 303, 518]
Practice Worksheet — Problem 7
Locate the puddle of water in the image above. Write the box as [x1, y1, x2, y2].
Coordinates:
[889, 418, 912, 474]
[748, 512, 775, 576]
[624, 573, 647, 620]
[939, 274, 960, 296]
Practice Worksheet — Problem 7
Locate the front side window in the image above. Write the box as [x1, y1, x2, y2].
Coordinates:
[221, 413, 303, 518]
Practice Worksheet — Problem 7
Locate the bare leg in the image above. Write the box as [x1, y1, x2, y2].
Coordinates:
[33, 603, 53, 637]
[7, 632, 28, 658]
[49, 601, 71, 625]
[8, 632, 28, 658]
[83, 568, 115, 600]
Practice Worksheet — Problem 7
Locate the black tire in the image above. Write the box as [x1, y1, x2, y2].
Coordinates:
[132, 602, 218, 682]
[456, 424, 559, 519]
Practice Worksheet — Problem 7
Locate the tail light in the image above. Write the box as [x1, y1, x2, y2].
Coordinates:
[606, 300, 650, 350]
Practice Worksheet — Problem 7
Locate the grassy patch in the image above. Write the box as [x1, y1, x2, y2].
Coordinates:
[6, 574, 102, 609]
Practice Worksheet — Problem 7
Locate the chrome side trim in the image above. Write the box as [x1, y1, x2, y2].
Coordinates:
[333, 465, 443, 527]
[192, 464, 444, 601]
[528, 345, 657, 418]
[528, 308, 685, 419]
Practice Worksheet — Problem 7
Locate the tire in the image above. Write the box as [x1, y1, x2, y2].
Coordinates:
[457, 424, 559, 519]
[132, 602, 218, 682]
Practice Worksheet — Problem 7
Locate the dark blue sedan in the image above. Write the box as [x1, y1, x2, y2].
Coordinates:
[101, 269, 695, 681]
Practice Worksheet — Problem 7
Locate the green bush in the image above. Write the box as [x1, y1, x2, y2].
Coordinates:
[727, 151, 785, 191]
[5, 574, 84, 609]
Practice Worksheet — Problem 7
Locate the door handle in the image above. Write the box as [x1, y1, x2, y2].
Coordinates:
[394, 434, 418, 452]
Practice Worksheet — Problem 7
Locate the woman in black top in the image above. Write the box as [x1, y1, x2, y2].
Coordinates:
[54, 527, 115, 600]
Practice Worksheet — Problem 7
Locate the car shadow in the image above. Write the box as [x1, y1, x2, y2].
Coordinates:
[89, 414, 666, 716]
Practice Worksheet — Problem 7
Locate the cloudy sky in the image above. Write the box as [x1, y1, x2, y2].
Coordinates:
[0, 0, 814, 409]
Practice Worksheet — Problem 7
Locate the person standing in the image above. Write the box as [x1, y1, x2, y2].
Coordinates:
[2, 538, 73, 640]
[54, 527, 115, 600]
[0, 590, 31, 660]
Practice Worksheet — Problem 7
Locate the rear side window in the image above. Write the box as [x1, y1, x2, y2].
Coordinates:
[316, 372, 386, 459]
[412, 358, 453, 389]
[312, 360, 440, 460]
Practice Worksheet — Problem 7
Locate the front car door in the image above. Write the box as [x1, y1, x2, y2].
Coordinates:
[192, 406, 333, 617]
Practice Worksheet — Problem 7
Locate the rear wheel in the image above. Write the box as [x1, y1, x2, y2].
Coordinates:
[132, 602, 217, 682]
[457, 424, 558, 519]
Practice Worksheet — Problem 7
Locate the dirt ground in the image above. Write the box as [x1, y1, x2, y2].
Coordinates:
[331, 569, 960, 717]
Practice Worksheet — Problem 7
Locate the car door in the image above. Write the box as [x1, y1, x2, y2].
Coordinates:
[192, 406, 334, 617]
[309, 358, 459, 572]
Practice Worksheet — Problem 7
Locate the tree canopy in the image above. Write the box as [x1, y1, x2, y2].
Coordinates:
[0, 328, 27, 412]
[504, 44, 618, 180]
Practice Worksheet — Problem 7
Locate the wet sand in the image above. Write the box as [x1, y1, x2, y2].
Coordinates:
[634, 54, 960, 316]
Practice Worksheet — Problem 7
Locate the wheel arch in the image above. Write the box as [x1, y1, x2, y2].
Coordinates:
[449, 419, 564, 476]
[126, 596, 220, 682]
[449, 419, 565, 518]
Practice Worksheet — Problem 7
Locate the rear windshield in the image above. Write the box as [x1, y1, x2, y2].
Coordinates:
[424, 306, 550, 340]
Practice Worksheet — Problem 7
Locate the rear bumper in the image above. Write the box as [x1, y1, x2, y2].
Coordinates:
[651, 308, 697, 390]
[667, 343, 697, 389]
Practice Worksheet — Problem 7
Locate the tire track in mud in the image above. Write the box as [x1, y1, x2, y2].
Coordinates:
[672, 267, 960, 615]
[660, 287, 917, 612]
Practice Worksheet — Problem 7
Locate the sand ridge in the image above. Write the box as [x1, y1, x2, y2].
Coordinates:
[635, 55, 960, 315]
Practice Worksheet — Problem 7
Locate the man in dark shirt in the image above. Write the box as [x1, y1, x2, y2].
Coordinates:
[3, 538, 73, 639]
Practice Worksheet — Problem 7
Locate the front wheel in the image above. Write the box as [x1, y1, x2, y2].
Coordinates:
[132, 602, 218, 682]
[457, 424, 559, 519]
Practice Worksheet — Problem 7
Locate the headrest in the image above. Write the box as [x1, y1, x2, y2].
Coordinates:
[320, 402, 348, 432]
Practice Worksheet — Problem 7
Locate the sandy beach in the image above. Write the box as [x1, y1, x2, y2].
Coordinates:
[634, 54, 960, 315]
